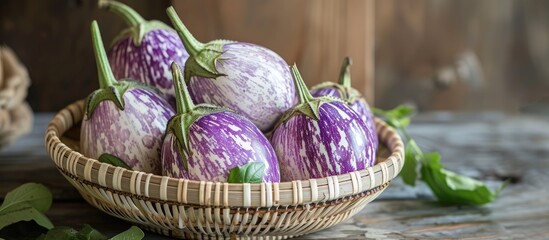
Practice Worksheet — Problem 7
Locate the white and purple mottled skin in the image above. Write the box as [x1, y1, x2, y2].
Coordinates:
[108, 29, 189, 107]
[188, 43, 296, 132]
[271, 101, 376, 181]
[310, 87, 378, 148]
[81, 88, 174, 175]
[161, 112, 280, 182]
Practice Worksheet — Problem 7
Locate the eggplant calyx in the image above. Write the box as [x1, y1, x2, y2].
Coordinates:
[167, 7, 235, 83]
[85, 80, 156, 119]
[169, 62, 233, 171]
[283, 64, 341, 122]
[182, 40, 236, 83]
[346, 87, 366, 105]
[309, 57, 365, 106]
[182, 44, 228, 84]
[86, 21, 158, 118]
[112, 21, 174, 47]
[276, 96, 342, 127]
[167, 105, 231, 172]
[276, 64, 345, 126]
[311, 81, 362, 106]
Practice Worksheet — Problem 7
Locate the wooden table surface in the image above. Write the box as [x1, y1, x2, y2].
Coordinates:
[1, 113, 549, 239]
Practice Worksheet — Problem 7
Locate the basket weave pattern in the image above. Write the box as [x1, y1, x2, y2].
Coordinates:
[45, 100, 404, 239]
[0, 46, 32, 148]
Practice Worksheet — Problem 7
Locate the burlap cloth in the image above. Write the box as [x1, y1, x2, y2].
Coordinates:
[0, 46, 32, 149]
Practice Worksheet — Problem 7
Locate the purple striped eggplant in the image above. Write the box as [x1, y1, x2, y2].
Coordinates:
[310, 57, 378, 148]
[80, 21, 175, 175]
[165, 7, 295, 132]
[271, 65, 376, 181]
[161, 62, 280, 183]
[100, 0, 189, 107]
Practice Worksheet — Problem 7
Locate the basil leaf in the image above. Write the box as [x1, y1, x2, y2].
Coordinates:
[38, 224, 132, 240]
[0, 183, 53, 231]
[373, 106, 413, 129]
[98, 153, 131, 170]
[387, 105, 414, 119]
[110, 226, 144, 240]
[375, 105, 502, 205]
[420, 152, 501, 205]
[38, 226, 79, 240]
[0, 183, 52, 213]
[397, 117, 410, 128]
[78, 224, 107, 240]
[227, 162, 266, 183]
[385, 118, 401, 129]
[401, 140, 419, 186]
[373, 105, 414, 121]
[0, 202, 53, 230]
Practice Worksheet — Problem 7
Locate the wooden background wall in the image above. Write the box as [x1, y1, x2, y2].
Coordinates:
[1, 0, 548, 114]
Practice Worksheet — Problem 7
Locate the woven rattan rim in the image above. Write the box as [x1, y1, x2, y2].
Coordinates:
[59, 162, 388, 213]
[45, 100, 404, 208]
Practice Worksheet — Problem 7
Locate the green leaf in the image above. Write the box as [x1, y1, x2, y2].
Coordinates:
[387, 105, 414, 119]
[39, 224, 133, 240]
[0, 202, 53, 230]
[109, 226, 144, 240]
[0, 183, 52, 213]
[401, 140, 419, 186]
[373, 105, 414, 120]
[227, 162, 266, 183]
[397, 117, 411, 128]
[167, 105, 231, 172]
[98, 153, 131, 170]
[0, 183, 53, 231]
[78, 224, 107, 240]
[420, 152, 501, 205]
[39, 226, 79, 240]
[373, 105, 415, 130]
[375, 105, 503, 205]
[84, 81, 156, 119]
[373, 107, 412, 130]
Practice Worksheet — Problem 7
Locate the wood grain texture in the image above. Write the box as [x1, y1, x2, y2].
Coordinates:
[373, 0, 549, 113]
[3, 0, 549, 113]
[172, 0, 375, 104]
[2, 113, 548, 239]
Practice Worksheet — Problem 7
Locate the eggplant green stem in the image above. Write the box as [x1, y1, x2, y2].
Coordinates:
[338, 56, 352, 88]
[291, 64, 314, 104]
[99, 0, 145, 27]
[91, 21, 117, 89]
[171, 62, 194, 114]
[166, 6, 204, 56]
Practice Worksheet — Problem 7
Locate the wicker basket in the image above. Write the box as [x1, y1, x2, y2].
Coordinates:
[45, 100, 404, 239]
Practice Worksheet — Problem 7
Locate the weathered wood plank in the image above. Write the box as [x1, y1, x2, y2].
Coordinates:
[304, 175, 549, 239]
